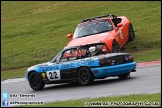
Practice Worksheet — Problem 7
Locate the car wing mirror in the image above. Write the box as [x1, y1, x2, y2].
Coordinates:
[67, 34, 73, 40]
[117, 23, 123, 27]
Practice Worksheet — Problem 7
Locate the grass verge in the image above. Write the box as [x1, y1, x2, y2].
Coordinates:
[17, 93, 161, 107]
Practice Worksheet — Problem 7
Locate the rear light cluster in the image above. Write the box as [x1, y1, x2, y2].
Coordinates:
[99, 55, 134, 66]
[99, 58, 112, 66]
[125, 55, 133, 62]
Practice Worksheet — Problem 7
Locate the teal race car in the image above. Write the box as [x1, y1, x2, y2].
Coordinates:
[25, 42, 136, 91]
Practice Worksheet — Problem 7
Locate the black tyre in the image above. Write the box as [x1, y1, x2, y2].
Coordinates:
[77, 67, 94, 86]
[28, 72, 45, 91]
[112, 40, 120, 53]
[128, 24, 135, 42]
[118, 73, 130, 78]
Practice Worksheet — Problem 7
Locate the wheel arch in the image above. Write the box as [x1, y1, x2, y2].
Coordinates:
[106, 38, 117, 52]
[28, 70, 38, 78]
[128, 23, 135, 42]
[108, 39, 119, 52]
[27, 70, 45, 91]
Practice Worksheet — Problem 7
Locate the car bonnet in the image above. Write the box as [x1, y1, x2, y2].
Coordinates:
[66, 31, 113, 48]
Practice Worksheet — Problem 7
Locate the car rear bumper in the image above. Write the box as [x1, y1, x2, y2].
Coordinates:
[90, 62, 136, 78]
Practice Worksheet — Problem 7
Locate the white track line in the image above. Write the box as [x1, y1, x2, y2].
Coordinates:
[1, 77, 26, 84]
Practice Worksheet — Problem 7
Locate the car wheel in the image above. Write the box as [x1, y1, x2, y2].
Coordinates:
[118, 73, 130, 78]
[128, 24, 135, 42]
[112, 40, 120, 53]
[77, 67, 94, 86]
[28, 72, 45, 91]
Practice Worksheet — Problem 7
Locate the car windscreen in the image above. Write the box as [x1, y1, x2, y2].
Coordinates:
[73, 19, 112, 39]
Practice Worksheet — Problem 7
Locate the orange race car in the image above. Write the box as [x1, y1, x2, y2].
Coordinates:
[66, 14, 135, 53]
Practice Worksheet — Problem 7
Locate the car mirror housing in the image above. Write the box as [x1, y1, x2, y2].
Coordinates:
[117, 23, 123, 27]
[67, 34, 73, 39]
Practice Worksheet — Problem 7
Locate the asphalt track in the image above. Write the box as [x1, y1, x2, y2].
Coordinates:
[1, 63, 161, 107]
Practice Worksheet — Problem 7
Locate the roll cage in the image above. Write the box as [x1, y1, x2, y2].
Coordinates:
[81, 14, 121, 27]
[51, 43, 111, 63]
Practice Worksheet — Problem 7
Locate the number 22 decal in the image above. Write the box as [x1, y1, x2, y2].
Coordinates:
[49, 71, 58, 79]
[46, 70, 60, 81]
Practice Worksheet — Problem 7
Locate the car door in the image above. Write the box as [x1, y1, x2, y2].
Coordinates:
[111, 18, 127, 47]
[117, 26, 125, 46]
[58, 48, 78, 79]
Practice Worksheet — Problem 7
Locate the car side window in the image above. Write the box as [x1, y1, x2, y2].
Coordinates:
[60, 48, 77, 62]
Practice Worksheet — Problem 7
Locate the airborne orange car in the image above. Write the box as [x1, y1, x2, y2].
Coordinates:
[66, 14, 135, 53]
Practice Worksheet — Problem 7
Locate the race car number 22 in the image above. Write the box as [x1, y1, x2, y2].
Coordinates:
[46, 70, 60, 81]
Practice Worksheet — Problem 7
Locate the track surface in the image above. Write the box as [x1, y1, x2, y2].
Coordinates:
[1, 63, 161, 107]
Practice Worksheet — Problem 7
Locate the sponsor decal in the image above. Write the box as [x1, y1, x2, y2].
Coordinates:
[61, 63, 75, 69]
[119, 31, 123, 39]
[116, 37, 118, 41]
[39, 65, 59, 71]
[41, 73, 46, 79]
[100, 32, 108, 36]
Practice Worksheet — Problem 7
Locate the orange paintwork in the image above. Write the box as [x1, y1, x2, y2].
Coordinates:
[66, 16, 131, 52]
